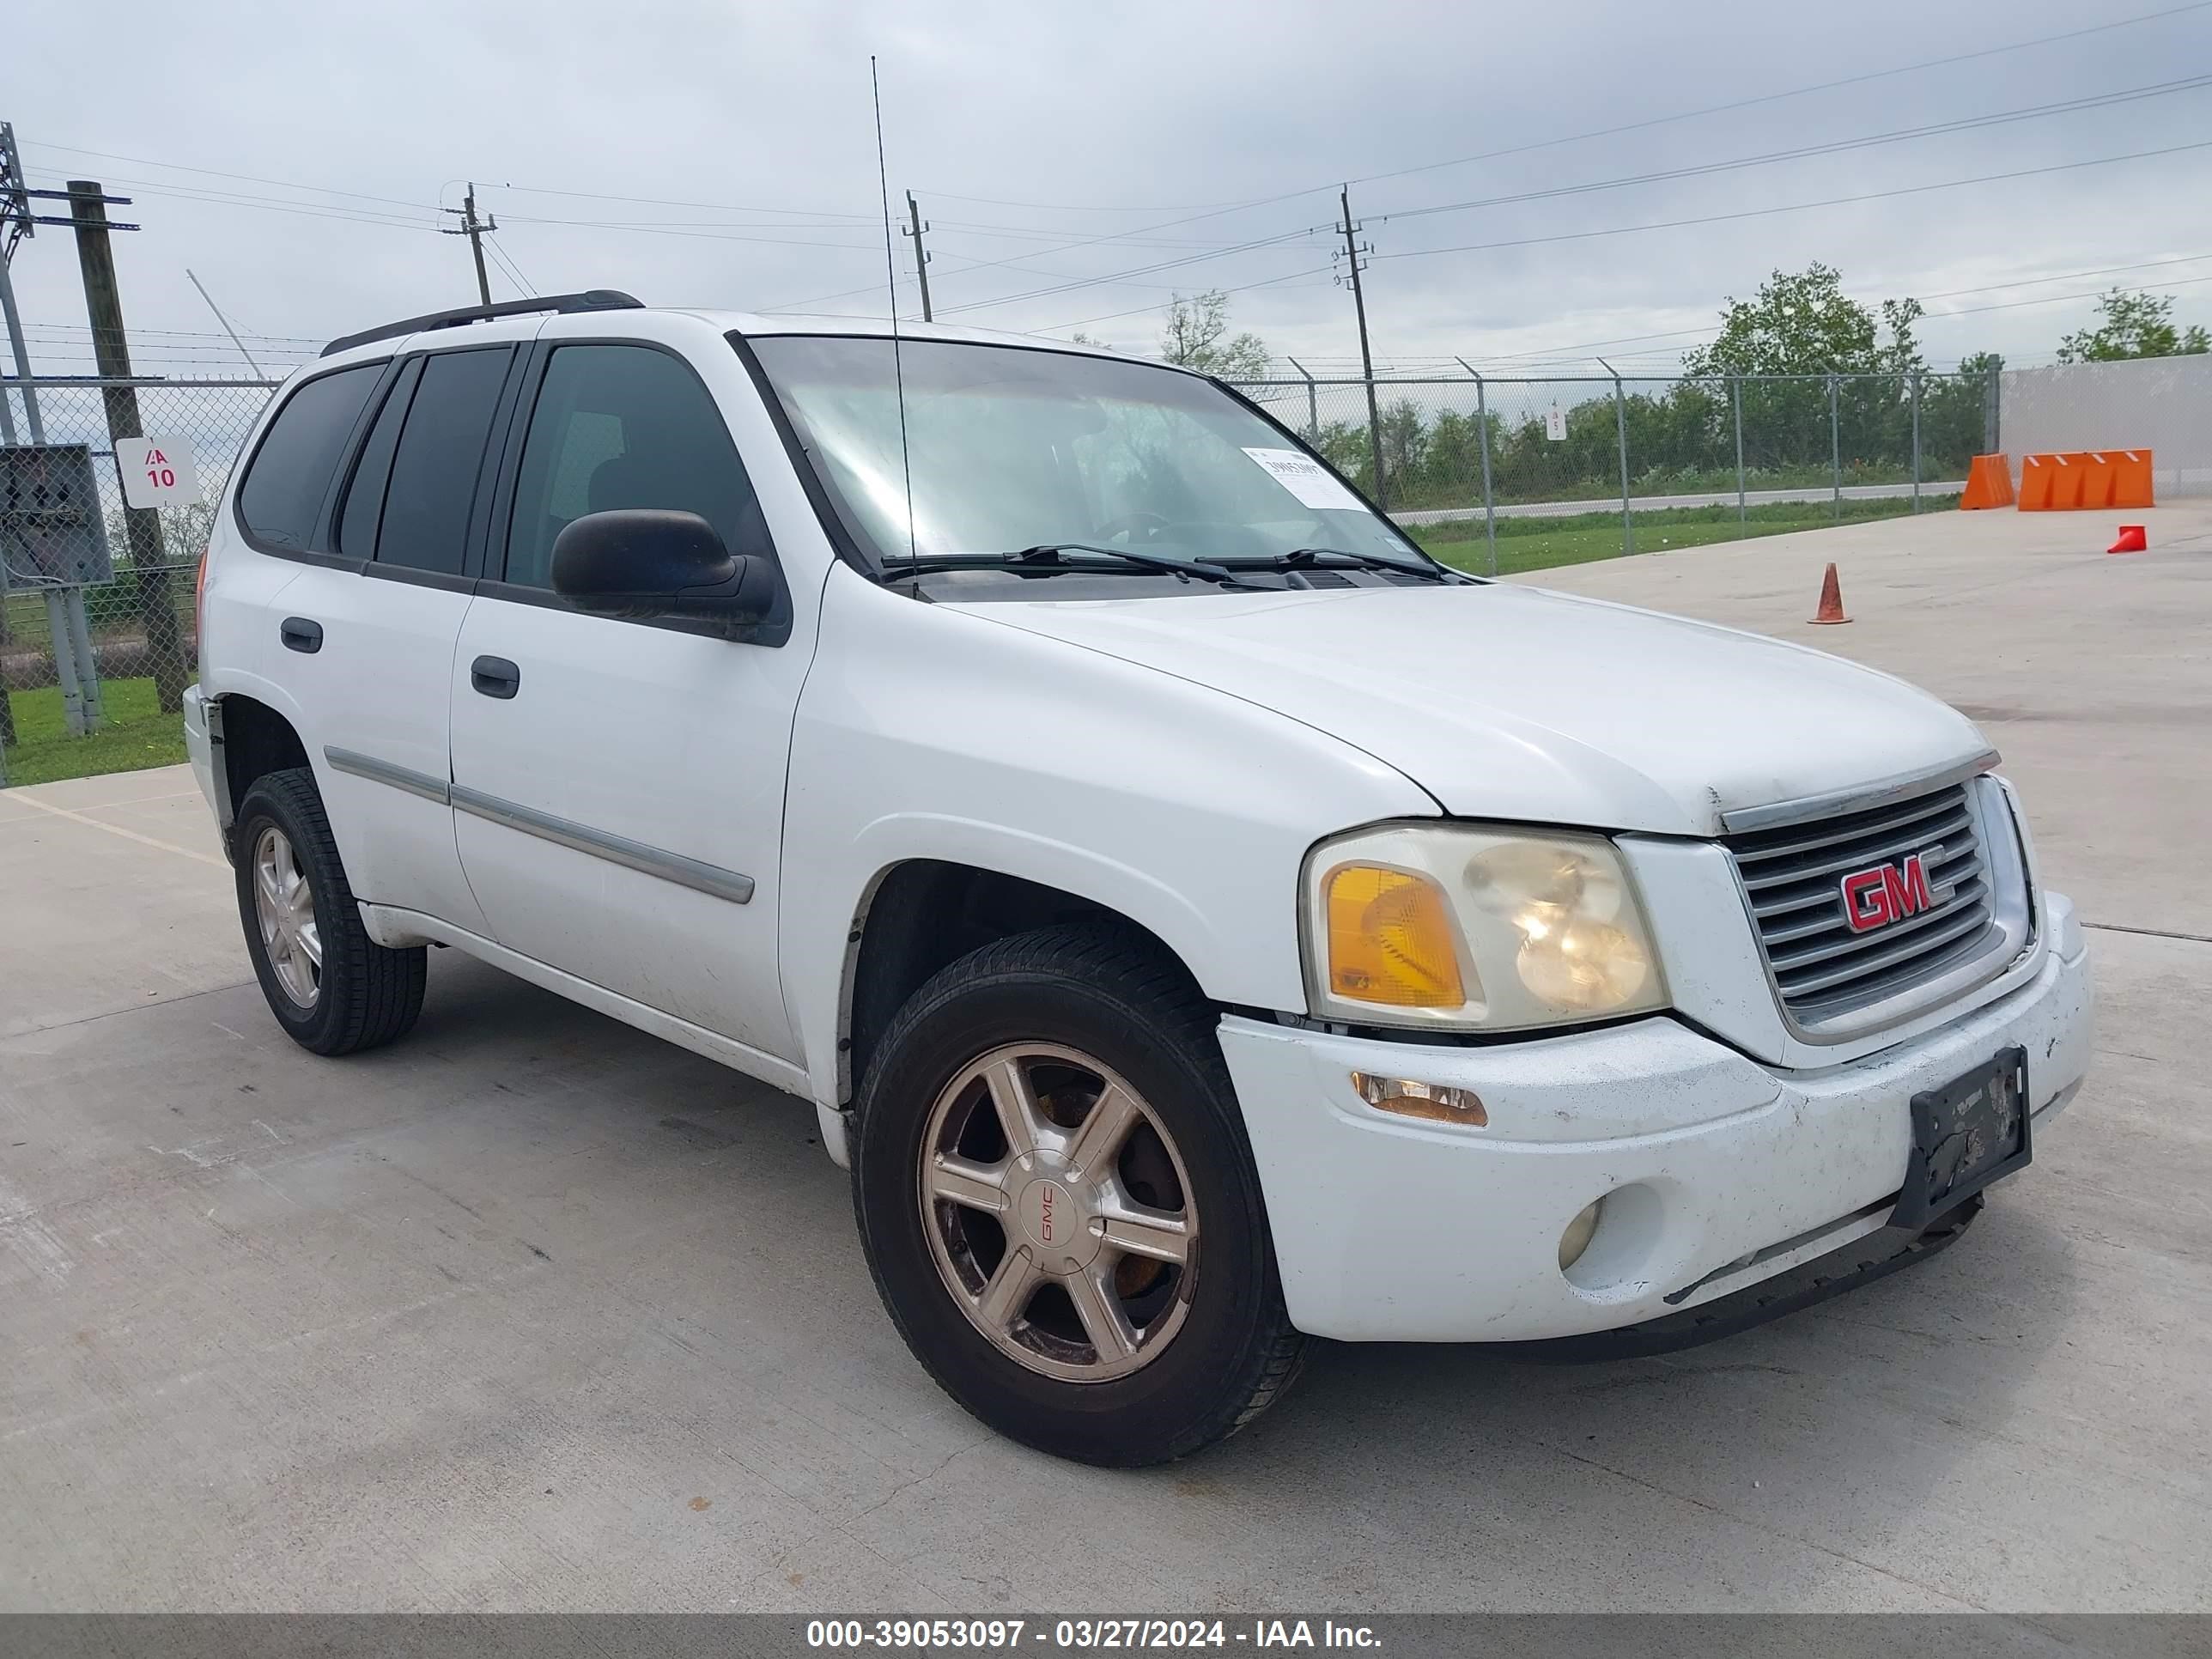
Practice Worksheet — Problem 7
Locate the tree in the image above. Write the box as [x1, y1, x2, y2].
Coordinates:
[1158, 290, 1271, 379]
[2056, 289, 2210, 363]
[1682, 263, 1922, 377]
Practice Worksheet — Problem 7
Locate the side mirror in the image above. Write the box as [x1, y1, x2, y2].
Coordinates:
[550, 509, 776, 629]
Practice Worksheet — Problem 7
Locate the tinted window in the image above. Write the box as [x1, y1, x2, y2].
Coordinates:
[336, 358, 422, 557]
[236, 364, 382, 550]
[374, 347, 512, 575]
[503, 344, 767, 590]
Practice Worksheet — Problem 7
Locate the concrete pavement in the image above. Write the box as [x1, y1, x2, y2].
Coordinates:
[1, 503, 2207, 1612]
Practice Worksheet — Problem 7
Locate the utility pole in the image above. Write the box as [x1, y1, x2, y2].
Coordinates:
[1336, 185, 1386, 507]
[0, 119, 33, 757]
[442, 184, 496, 306]
[902, 191, 934, 323]
[70, 179, 185, 714]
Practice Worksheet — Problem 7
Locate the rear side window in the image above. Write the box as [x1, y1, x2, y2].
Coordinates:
[502, 343, 767, 590]
[371, 347, 513, 576]
[336, 358, 422, 558]
[235, 364, 382, 550]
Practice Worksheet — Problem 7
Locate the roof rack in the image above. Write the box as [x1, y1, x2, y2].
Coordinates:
[320, 289, 644, 358]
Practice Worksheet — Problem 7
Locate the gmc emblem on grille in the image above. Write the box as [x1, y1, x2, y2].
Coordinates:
[1840, 853, 1938, 933]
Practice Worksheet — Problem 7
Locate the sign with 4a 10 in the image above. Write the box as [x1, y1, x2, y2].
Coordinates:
[117, 435, 202, 509]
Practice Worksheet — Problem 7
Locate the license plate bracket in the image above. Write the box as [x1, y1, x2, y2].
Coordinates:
[1891, 1045, 2031, 1230]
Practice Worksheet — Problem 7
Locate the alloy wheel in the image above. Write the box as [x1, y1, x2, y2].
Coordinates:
[252, 825, 321, 1008]
[918, 1042, 1198, 1382]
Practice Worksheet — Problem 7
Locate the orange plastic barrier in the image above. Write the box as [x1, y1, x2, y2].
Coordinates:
[2018, 449, 2155, 511]
[1959, 453, 2014, 508]
[2109, 449, 2155, 508]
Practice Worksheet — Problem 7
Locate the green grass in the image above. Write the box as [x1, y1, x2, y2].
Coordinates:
[1413, 495, 1956, 576]
[2, 677, 188, 788]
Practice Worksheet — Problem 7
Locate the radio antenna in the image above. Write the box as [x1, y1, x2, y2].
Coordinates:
[871, 55, 918, 562]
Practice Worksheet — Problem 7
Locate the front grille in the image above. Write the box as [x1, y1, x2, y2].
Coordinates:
[1724, 781, 2000, 1026]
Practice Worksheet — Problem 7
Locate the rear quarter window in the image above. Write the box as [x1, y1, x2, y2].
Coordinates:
[235, 363, 384, 551]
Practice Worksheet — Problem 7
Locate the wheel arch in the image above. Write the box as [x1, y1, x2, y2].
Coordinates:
[830, 855, 1213, 1118]
[216, 691, 312, 835]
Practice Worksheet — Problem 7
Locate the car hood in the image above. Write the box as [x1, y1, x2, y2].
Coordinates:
[947, 582, 1991, 836]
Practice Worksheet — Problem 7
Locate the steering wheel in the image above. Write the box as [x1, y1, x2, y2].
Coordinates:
[1098, 509, 1174, 545]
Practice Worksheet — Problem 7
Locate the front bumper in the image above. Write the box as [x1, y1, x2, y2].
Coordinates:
[1221, 893, 2093, 1343]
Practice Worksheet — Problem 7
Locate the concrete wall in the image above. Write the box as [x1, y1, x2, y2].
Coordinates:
[2000, 353, 2212, 495]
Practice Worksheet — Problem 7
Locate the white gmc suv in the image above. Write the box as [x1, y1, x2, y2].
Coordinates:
[185, 291, 2094, 1466]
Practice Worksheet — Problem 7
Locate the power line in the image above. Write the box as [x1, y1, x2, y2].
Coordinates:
[932, 226, 1330, 317]
[21, 171, 438, 232]
[483, 234, 536, 297]
[908, 0, 2212, 250]
[938, 79, 2212, 328]
[16, 139, 431, 210]
[1345, 0, 2212, 194]
[899, 79, 2212, 330]
[1038, 264, 1340, 335]
[1376, 76, 2212, 229]
[1372, 142, 2212, 264]
[1477, 252, 2212, 364]
[483, 180, 878, 221]
[492, 210, 883, 252]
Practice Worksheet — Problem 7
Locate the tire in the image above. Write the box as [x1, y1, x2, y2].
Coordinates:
[852, 923, 1305, 1466]
[231, 767, 426, 1056]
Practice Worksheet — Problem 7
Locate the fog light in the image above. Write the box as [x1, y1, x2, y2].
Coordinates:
[1558, 1199, 1603, 1271]
[1349, 1072, 1486, 1127]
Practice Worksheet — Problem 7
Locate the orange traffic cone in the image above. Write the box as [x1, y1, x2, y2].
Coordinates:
[2107, 524, 2148, 554]
[1809, 562, 1850, 624]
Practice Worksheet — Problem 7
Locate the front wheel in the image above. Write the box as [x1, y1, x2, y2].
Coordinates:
[232, 767, 426, 1055]
[852, 925, 1304, 1466]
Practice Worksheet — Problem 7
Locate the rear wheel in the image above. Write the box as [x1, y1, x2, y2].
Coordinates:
[232, 768, 426, 1055]
[852, 924, 1304, 1466]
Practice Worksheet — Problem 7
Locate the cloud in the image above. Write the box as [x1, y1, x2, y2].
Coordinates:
[8, 0, 2210, 378]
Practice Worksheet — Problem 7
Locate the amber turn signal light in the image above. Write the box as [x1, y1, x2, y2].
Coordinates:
[1324, 865, 1465, 1008]
[1349, 1072, 1488, 1127]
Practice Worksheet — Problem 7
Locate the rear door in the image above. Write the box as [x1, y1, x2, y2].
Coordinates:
[283, 343, 521, 929]
[448, 335, 802, 1060]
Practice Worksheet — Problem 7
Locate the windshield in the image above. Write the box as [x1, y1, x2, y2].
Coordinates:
[745, 335, 1432, 574]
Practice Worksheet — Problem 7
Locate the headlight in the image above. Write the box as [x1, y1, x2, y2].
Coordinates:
[1303, 823, 1668, 1032]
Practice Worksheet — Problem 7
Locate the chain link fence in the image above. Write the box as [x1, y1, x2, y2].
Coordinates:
[1996, 352, 2212, 496]
[2, 375, 277, 780]
[0, 362, 2014, 782]
[1232, 369, 1999, 573]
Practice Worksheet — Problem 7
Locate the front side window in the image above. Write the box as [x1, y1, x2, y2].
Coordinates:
[502, 343, 768, 591]
[373, 347, 513, 576]
[236, 364, 382, 550]
[746, 335, 1430, 576]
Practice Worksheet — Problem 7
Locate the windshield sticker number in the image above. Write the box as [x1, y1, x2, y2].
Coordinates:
[1242, 447, 1365, 512]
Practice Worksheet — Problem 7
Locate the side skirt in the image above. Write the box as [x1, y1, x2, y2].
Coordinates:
[357, 902, 817, 1106]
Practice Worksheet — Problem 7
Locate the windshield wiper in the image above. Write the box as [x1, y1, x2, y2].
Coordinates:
[1249, 547, 1459, 582]
[892, 544, 1267, 589]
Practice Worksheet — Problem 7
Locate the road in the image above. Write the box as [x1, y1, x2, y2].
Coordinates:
[3, 501, 2207, 1614]
[1393, 477, 1966, 526]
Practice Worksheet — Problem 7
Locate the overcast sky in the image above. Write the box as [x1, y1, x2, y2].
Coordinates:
[8, 0, 2212, 382]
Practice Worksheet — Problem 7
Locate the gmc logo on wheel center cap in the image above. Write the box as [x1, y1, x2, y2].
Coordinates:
[1839, 852, 1942, 933]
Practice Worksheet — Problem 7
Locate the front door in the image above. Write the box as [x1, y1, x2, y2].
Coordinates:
[448, 340, 803, 1061]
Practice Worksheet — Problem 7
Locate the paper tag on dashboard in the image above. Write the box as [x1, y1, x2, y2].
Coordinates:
[1242, 447, 1365, 511]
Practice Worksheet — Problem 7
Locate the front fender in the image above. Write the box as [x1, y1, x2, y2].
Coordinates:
[778, 569, 1438, 1111]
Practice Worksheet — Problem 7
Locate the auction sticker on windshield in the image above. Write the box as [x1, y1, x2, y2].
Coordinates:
[1242, 447, 1367, 511]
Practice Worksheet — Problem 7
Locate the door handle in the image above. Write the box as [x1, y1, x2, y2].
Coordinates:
[279, 617, 323, 653]
[471, 654, 521, 699]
